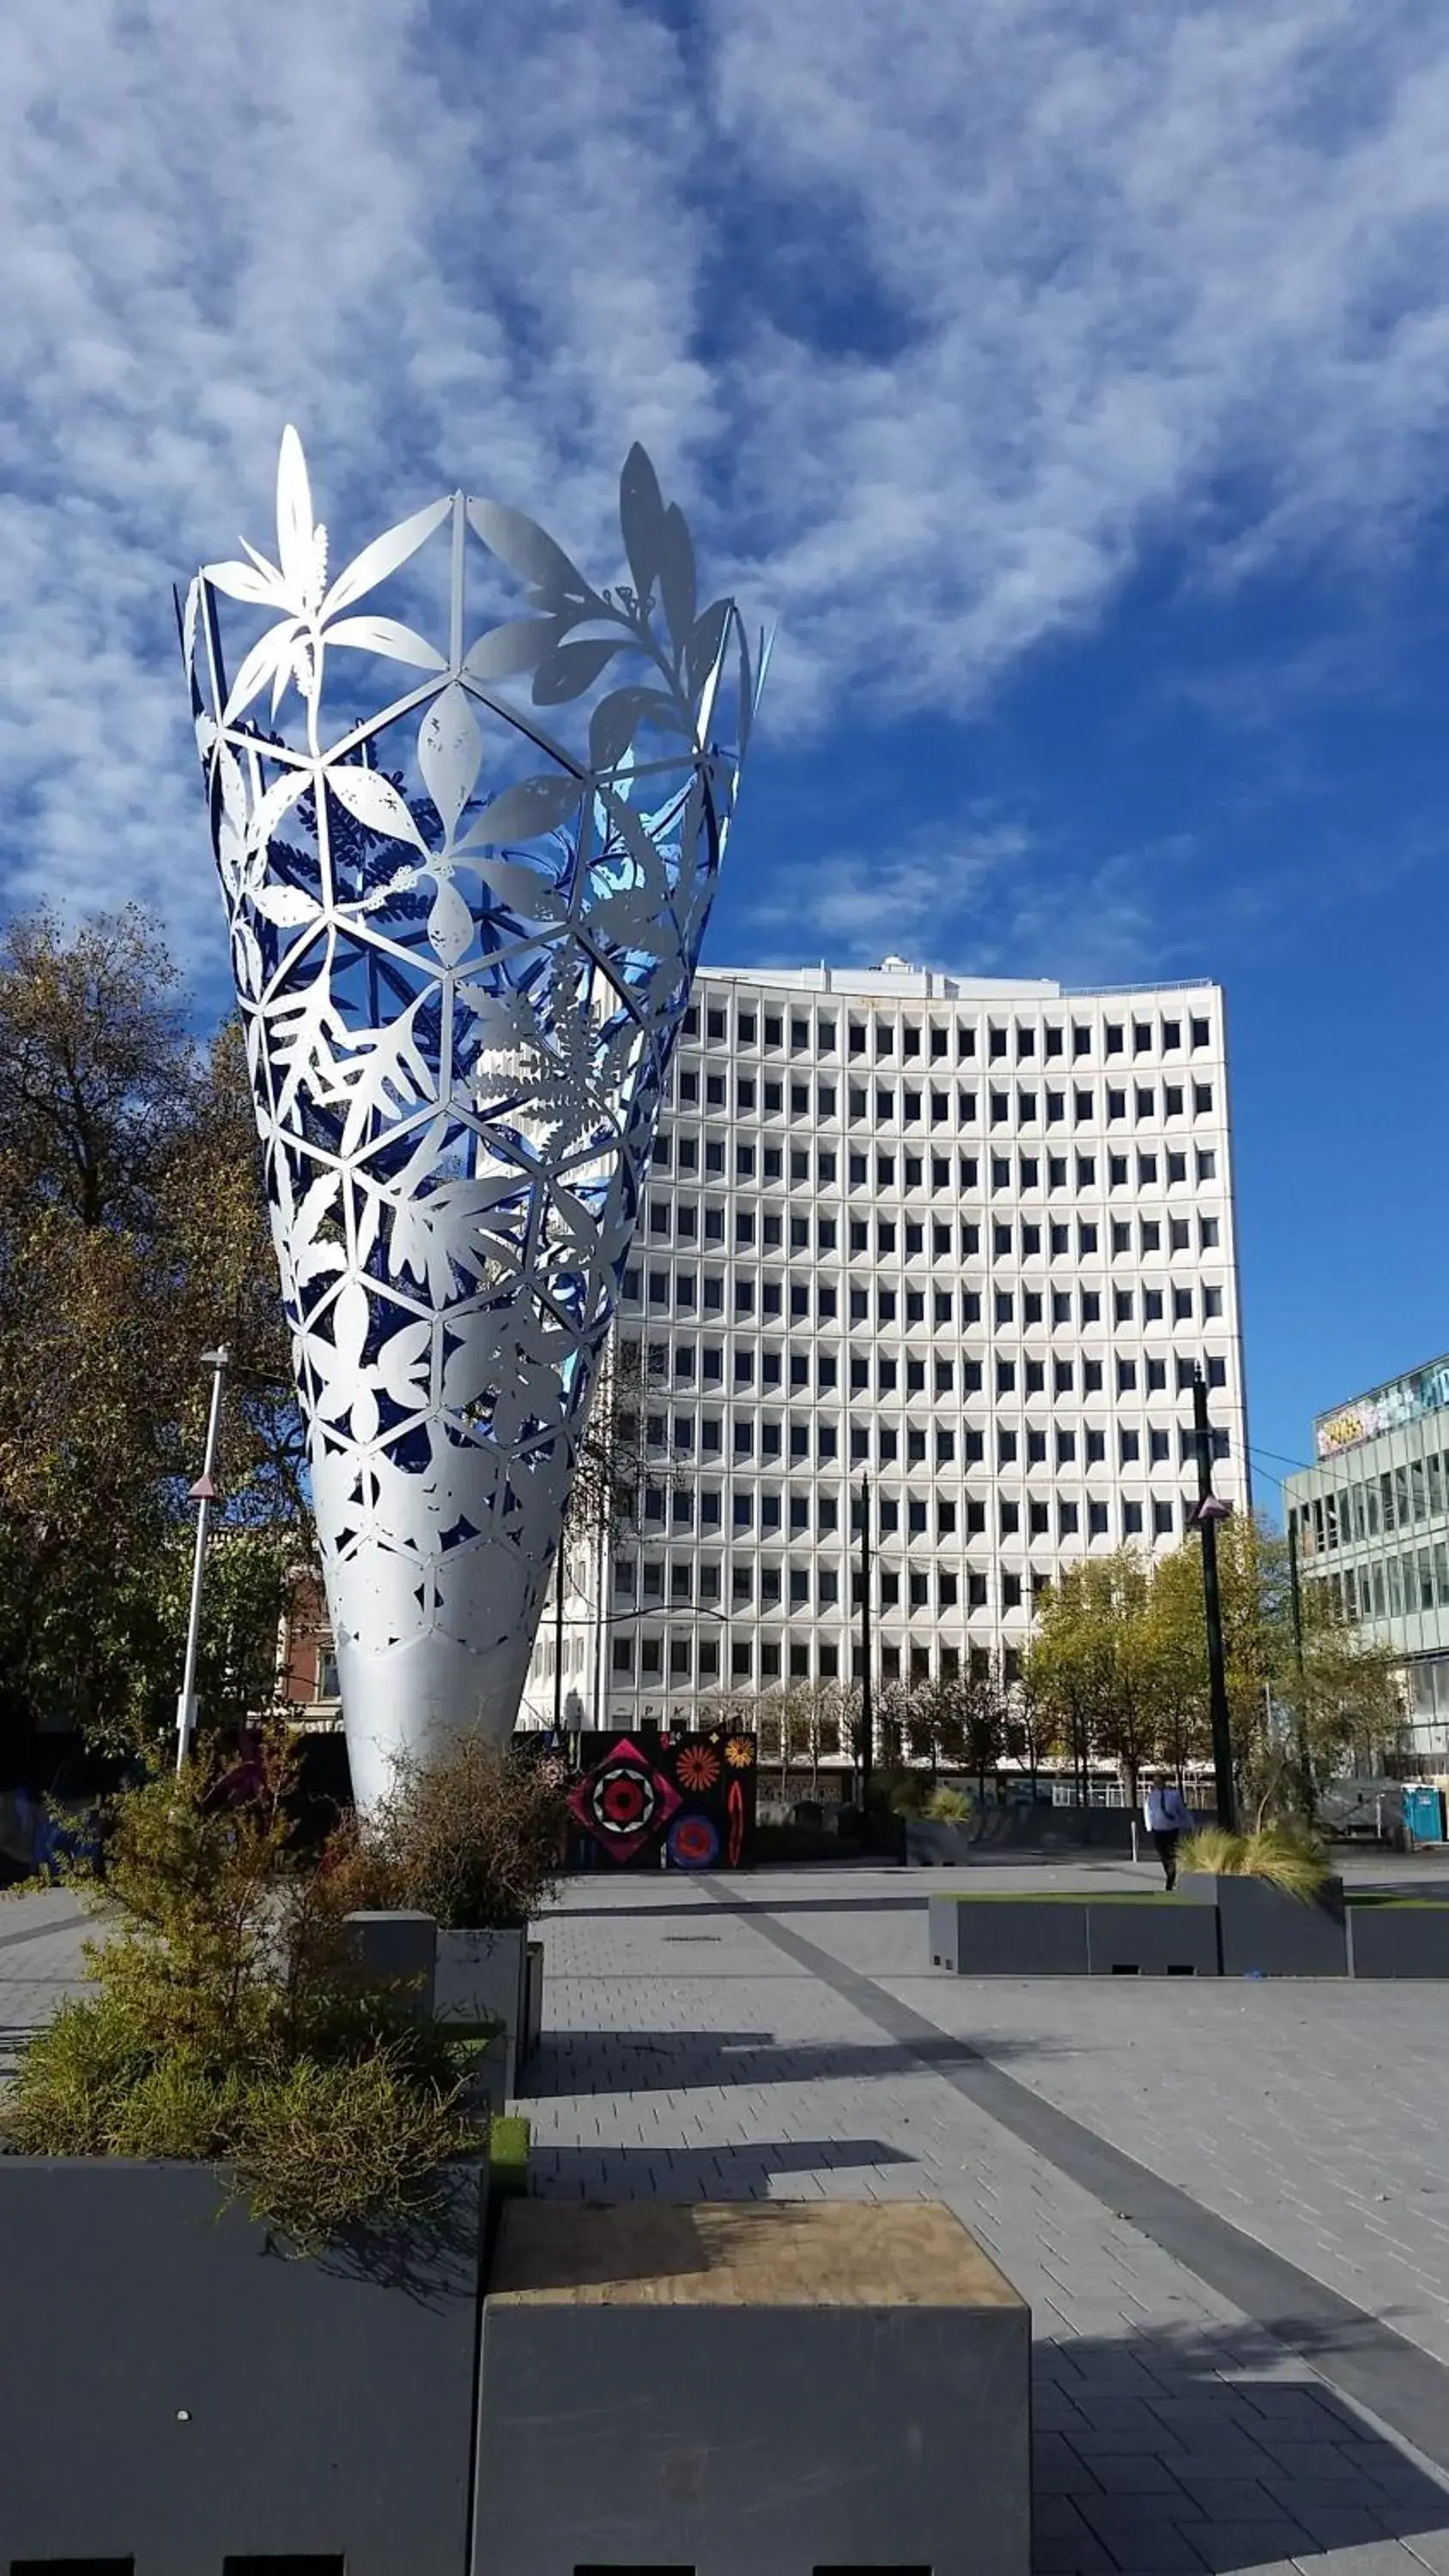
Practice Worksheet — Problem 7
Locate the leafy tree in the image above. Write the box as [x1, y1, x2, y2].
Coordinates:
[0, 909, 307, 1759]
[959, 1653, 1009, 1801]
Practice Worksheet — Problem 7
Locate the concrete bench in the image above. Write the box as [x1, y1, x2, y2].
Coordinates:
[473, 2200, 1031, 2576]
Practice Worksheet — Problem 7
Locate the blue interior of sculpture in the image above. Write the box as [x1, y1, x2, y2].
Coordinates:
[181, 431, 762, 1704]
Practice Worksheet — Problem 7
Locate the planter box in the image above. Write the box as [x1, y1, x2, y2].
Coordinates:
[1085, 1894, 1220, 1977]
[0, 2154, 484, 2576]
[929, 1893, 1089, 1974]
[1347, 1899, 1449, 1978]
[436, 1925, 528, 2099]
[474, 2200, 1030, 2576]
[906, 1818, 978, 1866]
[1181, 1871, 1348, 1977]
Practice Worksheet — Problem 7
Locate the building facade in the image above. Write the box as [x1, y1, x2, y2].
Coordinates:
[523, 959, 1248, 1739]
[1285, 1355, 1449, 1770]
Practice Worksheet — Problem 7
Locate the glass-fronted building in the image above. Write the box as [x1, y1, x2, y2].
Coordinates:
[1285, 1355, 1449, 1769]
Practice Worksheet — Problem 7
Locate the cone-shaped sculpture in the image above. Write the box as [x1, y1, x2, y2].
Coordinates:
[181, 432, 761, 1805]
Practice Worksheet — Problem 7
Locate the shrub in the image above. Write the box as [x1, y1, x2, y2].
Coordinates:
[358, 1735, 567, 1930]
[1179, 1822, 1331, 1902]
[925, 1785, 973, 1823]
[0, 1726, 483, 2248]
[880, 1768, 928, 1818]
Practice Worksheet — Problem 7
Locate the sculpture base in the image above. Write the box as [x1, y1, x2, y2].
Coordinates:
[337, 1625, 532, 1809]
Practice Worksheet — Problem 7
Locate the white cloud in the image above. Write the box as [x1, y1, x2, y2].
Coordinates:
[739, 814, 1199, 990]
[1, 0, 1447, 964]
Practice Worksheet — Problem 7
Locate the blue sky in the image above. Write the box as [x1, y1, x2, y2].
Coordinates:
[3, 0, 1447, 1505]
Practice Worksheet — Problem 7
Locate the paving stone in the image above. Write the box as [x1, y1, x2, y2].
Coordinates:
[1173, 2524, 1316, 2573]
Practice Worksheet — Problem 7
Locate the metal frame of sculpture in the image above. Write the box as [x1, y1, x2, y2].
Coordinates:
[180, 430, 761, 1806]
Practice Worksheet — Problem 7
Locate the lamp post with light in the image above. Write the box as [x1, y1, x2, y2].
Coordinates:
[174, 1345, 229, 1775]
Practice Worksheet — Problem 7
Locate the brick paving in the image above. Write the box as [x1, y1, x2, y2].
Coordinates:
[8, 1858, 1449, 2572]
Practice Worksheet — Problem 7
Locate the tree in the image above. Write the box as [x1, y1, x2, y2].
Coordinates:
[960, 1654, 1008, 1802]
[0, 909, 307, 1759]
[1026, 1559, 1128, 1803]
[1003, 1658, 1061, 1794]
[1029, 1515, 1404, 1826]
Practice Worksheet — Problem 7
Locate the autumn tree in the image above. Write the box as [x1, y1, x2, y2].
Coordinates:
[0, 909, 307, 1757]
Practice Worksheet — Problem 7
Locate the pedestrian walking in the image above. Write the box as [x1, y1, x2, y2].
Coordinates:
[1143, 1769, 1192, 1890]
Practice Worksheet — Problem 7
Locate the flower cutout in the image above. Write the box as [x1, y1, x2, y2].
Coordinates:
[676, 1744, 720, 1792]
[724, 1736, 756, 1769]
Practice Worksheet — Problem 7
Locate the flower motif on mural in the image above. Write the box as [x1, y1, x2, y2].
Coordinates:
[182, 431, 765, 1805]
[676, 1744, 721, 1793]
[724, 1736, 757, 1770]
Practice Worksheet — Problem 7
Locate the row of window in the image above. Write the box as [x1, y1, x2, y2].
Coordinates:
[629, 1473, 1222, 1530]
[669, 1072, 1217, 1126]
[621, 1291, 1224, 1381]
[1294, 1451, 1449, 1555]
[1312, 1543, 1449, 1625]
[682, 1003, 1216, 1063]
[651, 1138, 1221, 1190]
[622, 1218, 1224, 1309]
[646, 1193, 1222, 1252]
[638, 1412, 1227, 1461]
[609, 1635, 1022, 1686]
[627, 1352, 1228, 1408]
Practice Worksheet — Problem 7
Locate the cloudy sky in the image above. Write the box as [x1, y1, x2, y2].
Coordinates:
[3, 0, 1448, 1486]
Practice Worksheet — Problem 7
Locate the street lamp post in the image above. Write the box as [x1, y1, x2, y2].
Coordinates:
[175, 1345, 229, 1776]
[1189, 1364, 1237, 1832]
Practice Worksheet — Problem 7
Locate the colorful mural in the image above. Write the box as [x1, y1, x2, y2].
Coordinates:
[564, 1727, 756, 1870]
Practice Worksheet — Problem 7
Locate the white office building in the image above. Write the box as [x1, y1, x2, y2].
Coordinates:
[523, 959, 1248, 1738]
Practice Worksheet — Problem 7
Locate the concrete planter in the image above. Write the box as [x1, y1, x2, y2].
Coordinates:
[1347, 1900, 1449, 1978]
[0, 2154, 484, 2576]
[1085, 1895, 1220, 1977]
[1181, 1870, 1348, 1977]
[906, 1818, 979, 1866]
[436, 1925, 530, 2099]
[930, 1893, 1089, 1974]
[475, 2199, 1031, 2576]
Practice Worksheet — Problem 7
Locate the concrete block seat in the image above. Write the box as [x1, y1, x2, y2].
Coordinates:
[929, 1889, 1218, 1976]
[1083, 1892, 1220, 1977]
[474, 2199, 1031, 2576]
[1347, 1893, 1449, 1978]
[928, 1890, 1091, 1973]
[1179, 1871, 1349, 1978]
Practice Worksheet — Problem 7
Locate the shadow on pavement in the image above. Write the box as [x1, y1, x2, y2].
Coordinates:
[522, 2025, 1077, 2099]
[530, 2133, 917, 2200]
[1037, 2312, 1449, 2573]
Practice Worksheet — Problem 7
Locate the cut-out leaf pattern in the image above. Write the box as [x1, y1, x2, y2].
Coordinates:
[464, 773, 584, 845]
[184, 425, 761, 1775]
[324, 615, 447, 671]
[427, 879, 473, 966]
[252, 884, 322, 927]
[321, 495, 452, 618]
[418, 684, 482, 836]
[325, 764, 426, 848]
[464, 618, 556, 681]
[530, 635, 626, 707]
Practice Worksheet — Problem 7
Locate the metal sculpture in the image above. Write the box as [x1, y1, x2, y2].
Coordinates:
[181, 430, 761, 1805]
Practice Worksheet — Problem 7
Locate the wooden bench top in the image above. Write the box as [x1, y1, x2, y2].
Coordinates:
[488, 2200, 1026, 2309]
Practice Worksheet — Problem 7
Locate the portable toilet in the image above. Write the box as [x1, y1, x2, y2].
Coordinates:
[1404, 1784, 1446, 1845]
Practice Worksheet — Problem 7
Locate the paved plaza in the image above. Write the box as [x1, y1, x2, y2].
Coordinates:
[7, 1854, 1449, 2573]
